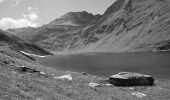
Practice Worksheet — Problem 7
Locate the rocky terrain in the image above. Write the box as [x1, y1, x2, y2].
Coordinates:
[8, 0, 170, 53]
[0, 48, 170, 100]
[0, 0, 170, 99]
[0, 28, 170, 99]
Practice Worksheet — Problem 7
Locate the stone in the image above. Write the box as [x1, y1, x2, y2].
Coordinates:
[109, 72, 154, 86]
[40, 71, 45, 75]
[17, 67, 40, 74]
[88, 83, 100, 87]
[54, 74, 73, 81]
[104, 84, 113, 86]
[131, 92, 146, 98]
[82, 72, 89, 75]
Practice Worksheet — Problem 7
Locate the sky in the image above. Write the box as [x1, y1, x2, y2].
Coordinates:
[0, 0, 115, 30]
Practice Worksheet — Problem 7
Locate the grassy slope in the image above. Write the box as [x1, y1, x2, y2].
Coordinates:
[0, 51, 170, 100]
[0, 29, 52, 56]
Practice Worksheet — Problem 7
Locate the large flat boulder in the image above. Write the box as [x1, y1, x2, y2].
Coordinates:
[109, 72, 155, 86]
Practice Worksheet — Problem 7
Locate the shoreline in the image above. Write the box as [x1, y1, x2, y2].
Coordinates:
[0, 51, 170, 100]
[50, 49, 170, 56]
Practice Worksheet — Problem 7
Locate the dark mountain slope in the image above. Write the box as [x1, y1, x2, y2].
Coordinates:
[8, 25, 80, 43]
[0, 29, 52, 56]
[65, 0, 170, 53]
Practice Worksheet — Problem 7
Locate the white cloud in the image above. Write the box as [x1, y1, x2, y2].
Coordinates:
[27, 6, 32, 11]
[28, 13, 38, 21]
[23, 12, 38, 21]
[0, 18, 37, 30]
[0, 0, 5, 4]
[12, 0, 21, 7]
[27, 6, 38, 11]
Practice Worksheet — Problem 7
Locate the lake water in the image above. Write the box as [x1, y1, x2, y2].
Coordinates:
[37, 52, 170, 79]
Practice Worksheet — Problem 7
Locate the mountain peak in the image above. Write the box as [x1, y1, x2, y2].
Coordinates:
[49, 11, 102, 26]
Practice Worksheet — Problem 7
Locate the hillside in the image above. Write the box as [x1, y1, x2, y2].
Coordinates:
[66, 0, 170, 53]
[0, 0, 170, 99]
[8, 0, 170, 53]
[0, 29, 52, 60]
[1, 47, 170, 100]
[8, 11, 101, 51]
[7, 25, 81, 50]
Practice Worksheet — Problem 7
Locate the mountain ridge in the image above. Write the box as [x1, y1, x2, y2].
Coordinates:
[49, 11, 102, 26]
[64, 0, 170, 53]
[0, 29, 52, 60]
[7, 0, 170, 53]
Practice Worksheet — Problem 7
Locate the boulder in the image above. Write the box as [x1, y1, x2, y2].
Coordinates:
[109, 72, 154, 86]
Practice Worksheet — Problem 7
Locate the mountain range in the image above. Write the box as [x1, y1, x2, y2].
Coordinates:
[7, 0, 170, 53]
[0, 0, 170, 99]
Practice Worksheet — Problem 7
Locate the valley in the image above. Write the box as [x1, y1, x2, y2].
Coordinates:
[0, 0, 170, 99]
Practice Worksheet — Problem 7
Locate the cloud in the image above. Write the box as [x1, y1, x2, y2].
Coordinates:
[28, 13, 38, 21]
[0, 0, 5, 4]
[27, 6, 38, 12]
[27, 6, 32, 11]
[12, 0, 21, 7]
[23, 12, 38, 21]
[0, 18, 37, 30]
[23, 7, 39, 21]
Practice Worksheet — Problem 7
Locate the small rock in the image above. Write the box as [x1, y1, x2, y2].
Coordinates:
[17, 67, 40, 74]
[40, 72, 45, 75]
[131, 92, 146, 98]
[3, 61, 10, 65]
[54, 74, 73, 81]
[89, 83, 100, 87]
[129, 87, 134, 90]
[105, 84, 113, 86]
[109, 72, 155, 86]
[82, 72, 89, 75]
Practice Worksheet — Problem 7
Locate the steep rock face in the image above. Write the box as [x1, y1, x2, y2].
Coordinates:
[67, 0, 170, 52]
[0, 29, 52, 56]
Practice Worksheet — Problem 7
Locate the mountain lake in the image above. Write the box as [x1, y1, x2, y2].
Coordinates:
[37, 51, 170, 79]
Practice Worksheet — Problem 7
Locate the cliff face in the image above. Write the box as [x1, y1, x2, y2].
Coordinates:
[8, 0, 170, 53]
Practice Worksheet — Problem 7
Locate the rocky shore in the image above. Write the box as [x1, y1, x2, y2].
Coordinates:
[0, 51, 170, 100]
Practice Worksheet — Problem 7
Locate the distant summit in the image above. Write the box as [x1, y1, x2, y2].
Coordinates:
[49, 11, 102, 26]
